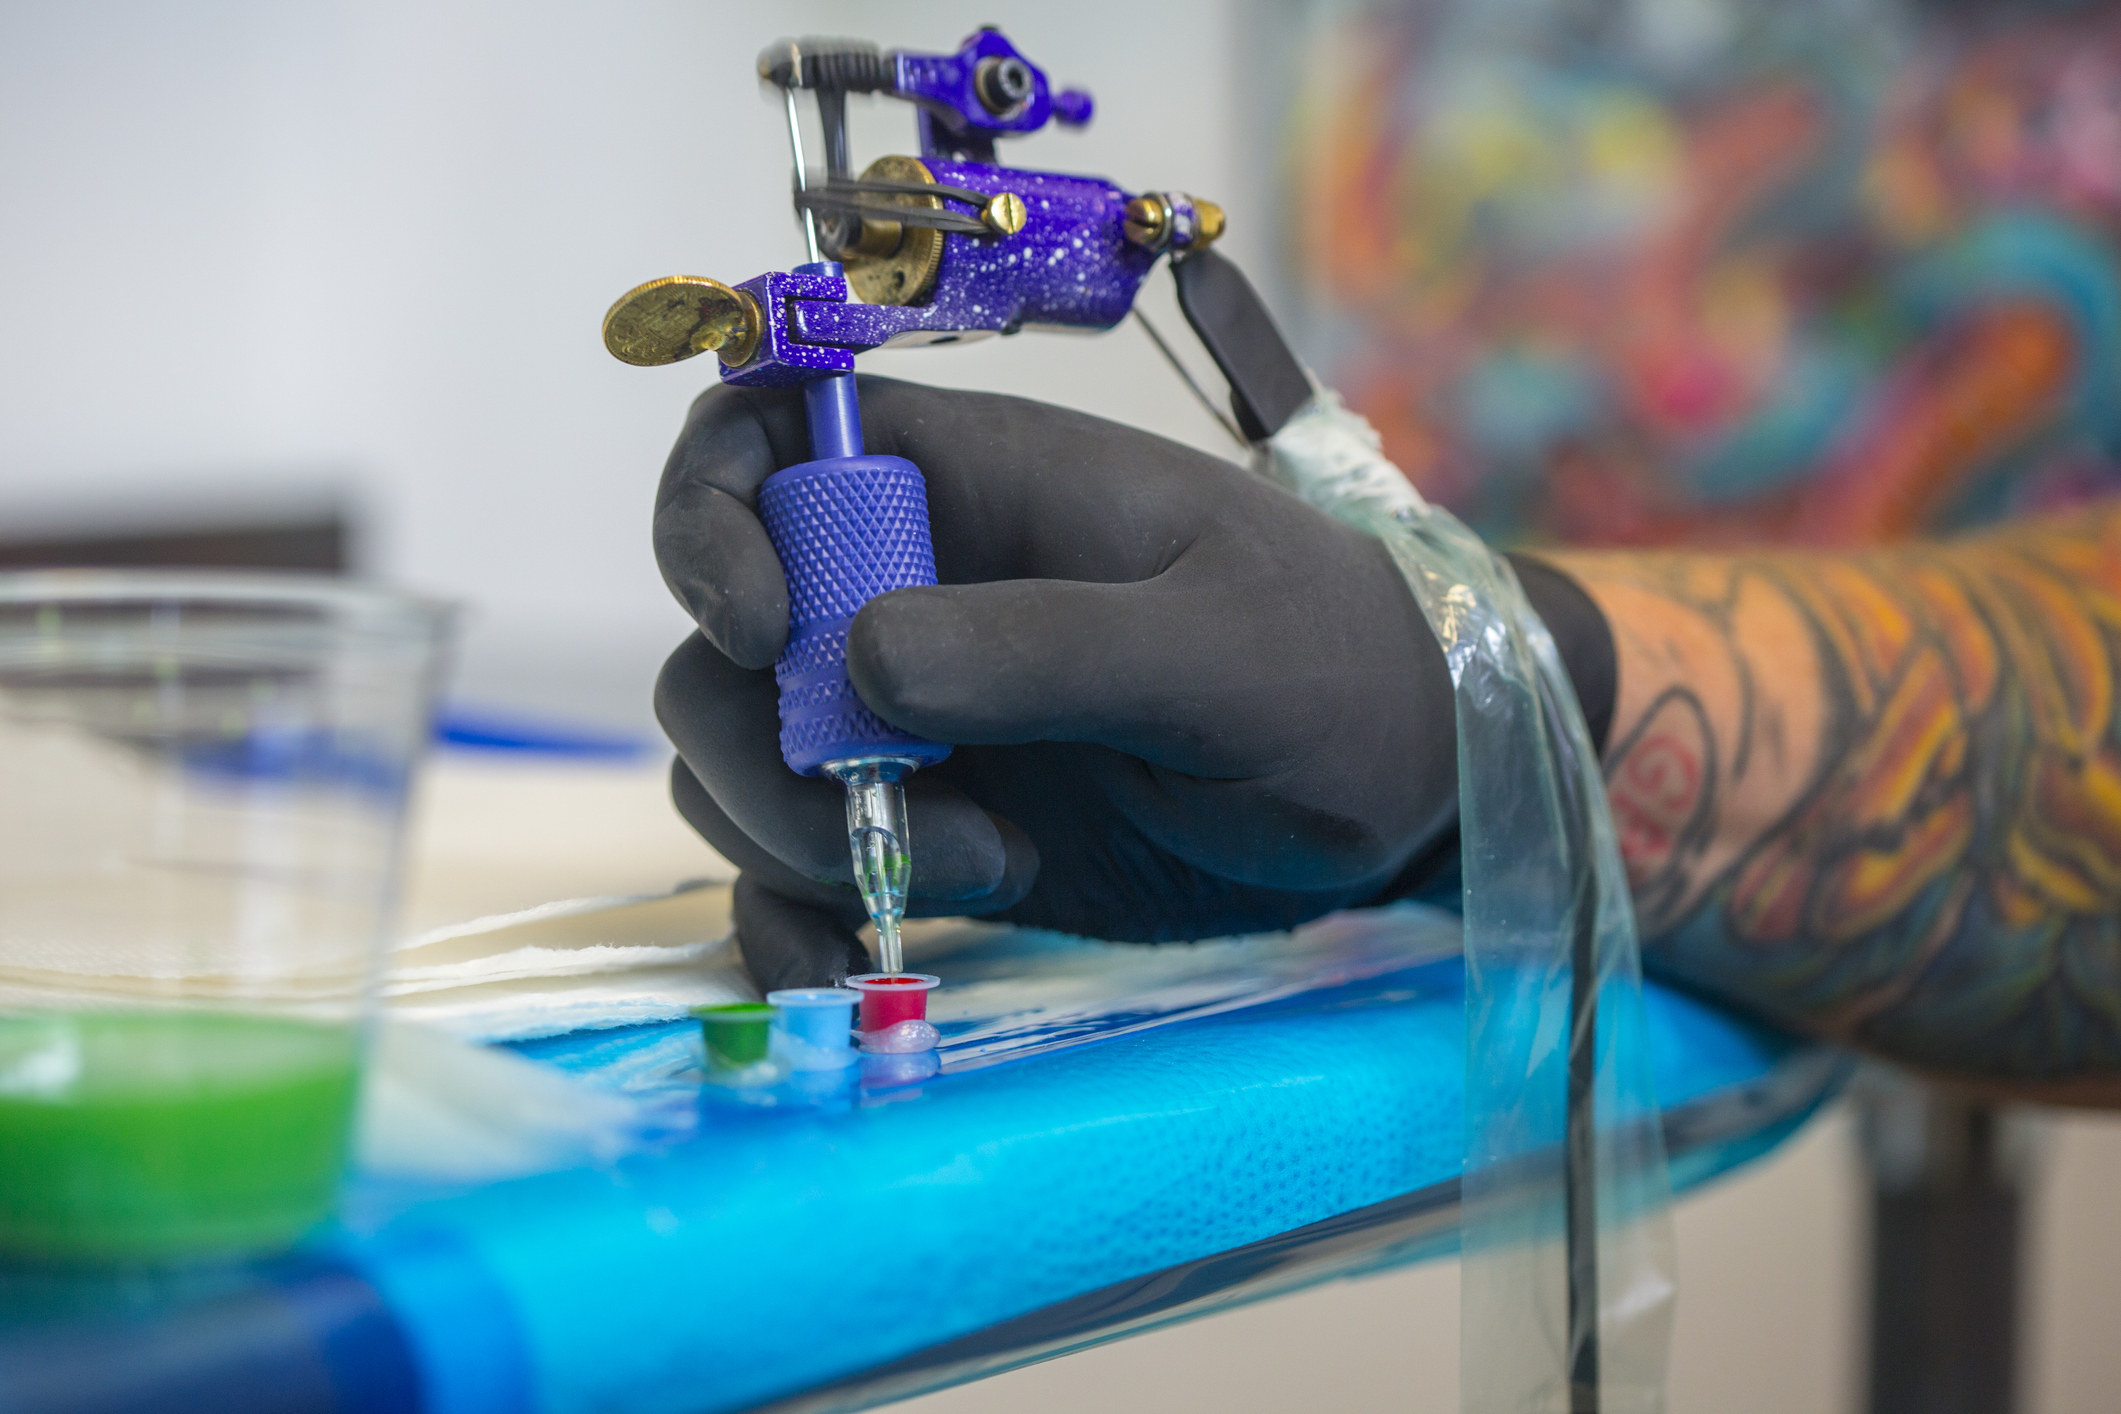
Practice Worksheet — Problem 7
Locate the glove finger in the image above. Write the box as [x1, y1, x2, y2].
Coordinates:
[668, 754, 855, 910]
[847, 569, 1274, 777]
[653, 385, 810, 668]
[655, 478, 789, 671]
[732, 874, 872, 991]
[1093, 754, 1442, 894]
[655, 633, 1036, 907]
[654, 377, 1248, 671]
[853, 376, 1219, 585]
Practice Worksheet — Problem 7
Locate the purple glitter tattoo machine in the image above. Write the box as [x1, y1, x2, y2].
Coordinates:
[602, 27, 1313, 981]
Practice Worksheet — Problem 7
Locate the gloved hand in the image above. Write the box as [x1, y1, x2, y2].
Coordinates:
[652, 376, 1611, 991]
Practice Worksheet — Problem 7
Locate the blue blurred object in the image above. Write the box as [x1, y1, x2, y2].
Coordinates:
[432, 707, 652, 761]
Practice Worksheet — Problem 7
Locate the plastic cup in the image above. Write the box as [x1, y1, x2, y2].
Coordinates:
[0, 573, 449, 1264]
[696, 1003, 777, 1073]
[843, 973, 940, 1032]
[764, 988, 858, 1070]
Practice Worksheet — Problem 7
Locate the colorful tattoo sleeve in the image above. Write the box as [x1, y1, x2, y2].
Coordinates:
[1556, 503, 2121, 1099]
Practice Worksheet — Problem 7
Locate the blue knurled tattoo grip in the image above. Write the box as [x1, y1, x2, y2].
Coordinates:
[758, 453, 954, 776]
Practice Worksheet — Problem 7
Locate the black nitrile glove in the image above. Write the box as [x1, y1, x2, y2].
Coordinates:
[652, 376, 1614, 992]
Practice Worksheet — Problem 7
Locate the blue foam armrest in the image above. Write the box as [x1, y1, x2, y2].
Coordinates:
[0, 960, 1843, 1414]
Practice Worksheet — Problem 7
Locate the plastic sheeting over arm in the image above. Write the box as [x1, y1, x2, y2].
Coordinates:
[1259, 392, 1676, 1414]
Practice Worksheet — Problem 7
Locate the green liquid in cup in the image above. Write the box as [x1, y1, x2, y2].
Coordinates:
[0, 1011, 360, 1263]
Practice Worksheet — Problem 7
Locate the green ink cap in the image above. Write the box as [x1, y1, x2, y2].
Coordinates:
[696, 1003, 777, 1070]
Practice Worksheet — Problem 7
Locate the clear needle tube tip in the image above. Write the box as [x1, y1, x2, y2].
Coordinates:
[827, 757, 914, 974]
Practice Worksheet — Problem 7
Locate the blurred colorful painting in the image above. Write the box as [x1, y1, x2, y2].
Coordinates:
[1283, 0, 2121, 547]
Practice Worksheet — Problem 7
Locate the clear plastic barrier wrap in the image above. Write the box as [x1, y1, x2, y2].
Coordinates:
[1260, 393, 1676, 1413]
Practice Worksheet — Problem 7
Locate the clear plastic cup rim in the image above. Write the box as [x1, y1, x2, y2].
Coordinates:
[765, 988, 858, 1010]
[695, 1002, 778, 1024]
[0, 570, 454, 644]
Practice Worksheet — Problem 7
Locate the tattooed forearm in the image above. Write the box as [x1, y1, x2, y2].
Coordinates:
[1554, 503, 2121, 1102]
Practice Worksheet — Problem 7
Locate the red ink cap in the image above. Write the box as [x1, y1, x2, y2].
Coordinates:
[843, 973, 940, 1032]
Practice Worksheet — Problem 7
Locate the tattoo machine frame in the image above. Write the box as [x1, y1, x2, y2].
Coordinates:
[601, 27, 1672, 1409]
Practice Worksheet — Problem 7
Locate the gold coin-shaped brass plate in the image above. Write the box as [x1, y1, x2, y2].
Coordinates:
[843, 155, 944, 307]
[602, 276, 761, 367]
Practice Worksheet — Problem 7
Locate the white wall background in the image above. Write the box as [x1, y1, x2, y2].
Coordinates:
[0, 0, 1260, 729]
